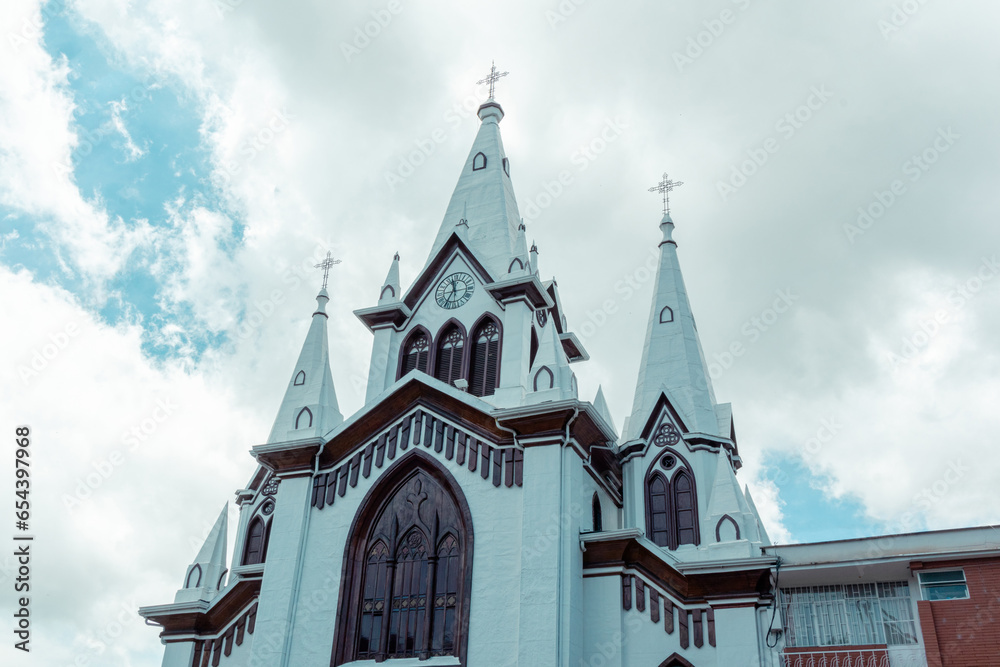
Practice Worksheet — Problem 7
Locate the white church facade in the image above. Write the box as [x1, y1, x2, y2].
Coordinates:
[139, 82, 1000, 667]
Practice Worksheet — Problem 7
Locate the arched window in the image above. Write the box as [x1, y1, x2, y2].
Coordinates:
[533, 366, 554, 391]
[469, 319, 501, 397]
[357, 541, 388, 657]
[388, 530, 429, 656]
[673, 470, 697, 547]
[529, 327, 539, 369]
[335, 454, 472, 664]
[647, 473, 670, 548]
[243, 517, 268, 565]
[502, 157, 509, 176]
[186, 564, 202, 588]
[434, 325, 465, 387]
[659, 306, 674, 323]
[432, 535, 460, 653]
[645, 452, 700, 550]
[294, 370, 306, 385]
[400, 330, 431, 378]
[592, 493, 603, 532]
[472, 152, 487, 171]
[296, 407, 313, 429]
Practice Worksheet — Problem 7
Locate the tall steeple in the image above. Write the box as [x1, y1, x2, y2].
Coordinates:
[424, 67, 521, 278]
[267, 287, 344, 443]
[626, 211, 719, 439]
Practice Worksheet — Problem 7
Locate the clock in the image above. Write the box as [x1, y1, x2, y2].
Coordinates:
[435, 272, 475, 309]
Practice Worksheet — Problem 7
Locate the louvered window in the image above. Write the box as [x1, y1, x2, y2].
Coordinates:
[401, 332, 430, 377]
[469, 320, 500, 397]
[434, 327, 465, 387]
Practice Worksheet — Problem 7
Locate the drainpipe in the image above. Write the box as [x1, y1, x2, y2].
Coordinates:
[279, 438, 326, 667]
[557, 407, 580, 667]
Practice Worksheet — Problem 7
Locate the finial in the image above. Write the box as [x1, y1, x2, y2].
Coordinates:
[476, 60, 509, 100]
[393, 251, 400, 261]
[518, 219, 526, 232]
[530, 242, 538, 254]
[457, 202, 469, 227]
[648, 172, 685, 215]
[314, 251, 342, 291]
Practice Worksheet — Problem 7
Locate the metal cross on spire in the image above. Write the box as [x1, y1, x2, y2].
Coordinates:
[314, 251, 342, 290]
[648, 172, 685, 215]
[477, 61, 509, 100]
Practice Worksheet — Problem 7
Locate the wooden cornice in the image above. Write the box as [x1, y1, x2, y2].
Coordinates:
[140, 576, 262, 639]
[582, 534, 773, 605]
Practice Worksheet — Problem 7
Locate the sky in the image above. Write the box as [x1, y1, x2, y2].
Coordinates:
[1, 0, 999, 664]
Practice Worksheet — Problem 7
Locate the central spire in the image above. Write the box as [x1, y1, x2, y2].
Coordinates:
[424, 65, 522, 278]
[627, 204, 719, 440]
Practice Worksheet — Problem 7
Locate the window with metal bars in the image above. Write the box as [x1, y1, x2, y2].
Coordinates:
[434, 326, 465, 387]
[779, 582, 918, 647]
[400, 330, 430, 378]
[469, 320, 500, 397]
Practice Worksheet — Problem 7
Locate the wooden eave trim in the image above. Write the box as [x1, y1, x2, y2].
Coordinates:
[559, 332, 589, 362]
[318, 380, 510, 470]
[581, 535, 772, 605]
[484, 276, 554, 309]
[251, 438, 323, 473]
[353, 303, 411, 332]
[495, 402, 622, 488]
[143, 578, 262, 637]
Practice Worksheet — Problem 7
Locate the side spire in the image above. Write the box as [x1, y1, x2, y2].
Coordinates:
[526, 315, 577, 404]
[379, 252, 401, 303]
[593, 385, 617, 434]
[175, 505, 228, 603]
[627, 194, 719, 440]
[268, 266, 345, 443]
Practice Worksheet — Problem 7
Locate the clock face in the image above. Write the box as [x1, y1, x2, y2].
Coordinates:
[435, 272, 475, 309]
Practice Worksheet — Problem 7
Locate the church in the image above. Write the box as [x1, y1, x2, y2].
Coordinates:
[140, 71, 1000, 667]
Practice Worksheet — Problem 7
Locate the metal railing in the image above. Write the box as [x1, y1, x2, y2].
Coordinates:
[780, 647, 927, 667]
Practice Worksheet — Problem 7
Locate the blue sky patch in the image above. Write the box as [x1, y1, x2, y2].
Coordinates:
[760, 451, 913, 543]
[19, 3, 244, 360]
